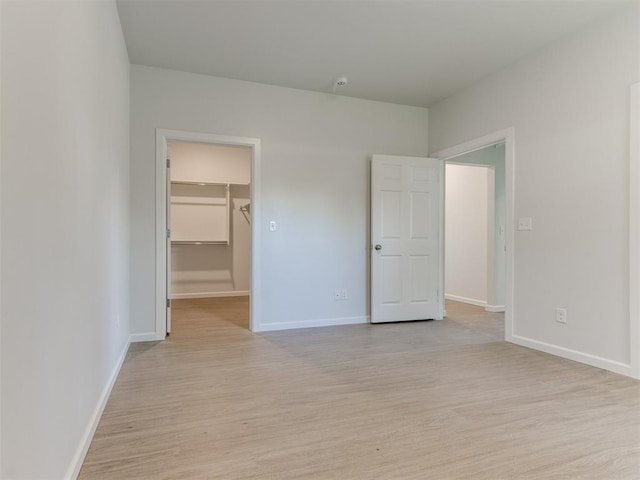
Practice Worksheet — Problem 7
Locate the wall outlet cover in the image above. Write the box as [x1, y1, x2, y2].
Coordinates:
[555, 307, 567, 324]
[518, 217, 533, 231]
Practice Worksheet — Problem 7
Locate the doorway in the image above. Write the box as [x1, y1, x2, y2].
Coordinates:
[445, 144, 506, 313]
[431, 128, 515, 341]
[155, 130, 262, 339]
[168, 141, 252, 332]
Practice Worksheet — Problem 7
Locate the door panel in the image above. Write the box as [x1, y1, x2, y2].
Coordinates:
[382, 191, 402, 238]
[410, 255, 431, 302]
[371, 155, 443, 323]
[382, 256, 403, 304]
[410, 192, 430, 239]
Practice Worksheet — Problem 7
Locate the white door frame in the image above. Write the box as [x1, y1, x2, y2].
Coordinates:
[431, 127, 515, 341]
[630, 82, 640, 378]
[155, 129, 262, 339]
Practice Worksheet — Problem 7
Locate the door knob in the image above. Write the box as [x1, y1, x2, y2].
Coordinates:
[374, 244, 382, 251]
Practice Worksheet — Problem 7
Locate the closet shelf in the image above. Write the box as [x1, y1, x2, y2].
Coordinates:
[171, 240, 229, 245]
[171, 180, 249, 187]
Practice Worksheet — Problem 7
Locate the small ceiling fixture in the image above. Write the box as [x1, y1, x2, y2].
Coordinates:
[333, 76, 349, 92]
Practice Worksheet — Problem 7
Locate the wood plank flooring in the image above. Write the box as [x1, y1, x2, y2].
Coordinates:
[79, 298, 640, 479]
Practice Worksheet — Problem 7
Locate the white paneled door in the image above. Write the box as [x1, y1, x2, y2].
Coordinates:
[371, 155, 443, 323]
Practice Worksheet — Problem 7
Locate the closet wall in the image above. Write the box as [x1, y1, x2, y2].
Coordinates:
[169, 142, 251, 298]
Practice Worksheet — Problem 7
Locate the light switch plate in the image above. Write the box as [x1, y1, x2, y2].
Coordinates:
[518, 217, 533, 231]
[269, 221, 277, 231]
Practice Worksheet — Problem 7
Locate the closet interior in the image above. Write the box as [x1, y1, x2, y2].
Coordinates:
[169, 141, 251, 305]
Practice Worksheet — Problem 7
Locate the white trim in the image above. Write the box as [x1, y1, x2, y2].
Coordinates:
[171, 291, 249, 299]
[156, 129, 261, 339]
[438, 159, 445, 319]
[129, 332, 159, 343]
[255, 316, 369, 332]
[630, 82, 640, 379]
[511, 334, 632, 378]
[445, 293, 487, 308]
[485, 305, 505, 313]
[64, 339, 129, 479]
[431, 127, 515, 342]
[446, 160, 499, 167]
[485, 167, 497, 310]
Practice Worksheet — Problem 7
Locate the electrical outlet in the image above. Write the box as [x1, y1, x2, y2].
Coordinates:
[334, 289, 348, 300]
[556, 307, 567, 324]
[269, 221, 277, 231]
[518, 217, 533, 231]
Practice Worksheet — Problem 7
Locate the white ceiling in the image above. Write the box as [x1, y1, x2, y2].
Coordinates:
[116, 0, 628, 107]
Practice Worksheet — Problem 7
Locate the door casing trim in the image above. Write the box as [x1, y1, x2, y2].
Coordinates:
[155, 129, 261, 339]
[431, 127, 515, 341]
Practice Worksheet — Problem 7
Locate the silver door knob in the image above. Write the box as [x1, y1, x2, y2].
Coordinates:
[374, 244, 382, 251]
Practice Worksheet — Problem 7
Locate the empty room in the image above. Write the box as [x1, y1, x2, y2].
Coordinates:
[1, 1, 639, 479]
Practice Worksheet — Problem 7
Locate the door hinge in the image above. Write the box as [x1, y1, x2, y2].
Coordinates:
[166, 158, 170, 168]
[167, 298, 171, 308]
[166, 228, 171, 239]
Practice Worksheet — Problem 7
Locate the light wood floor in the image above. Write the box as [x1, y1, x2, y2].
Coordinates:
[79, 298, 640, 479]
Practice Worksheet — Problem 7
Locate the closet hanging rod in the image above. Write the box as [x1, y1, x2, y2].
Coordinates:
[171, 180, 249, 187]
[172, 241, 228, 245]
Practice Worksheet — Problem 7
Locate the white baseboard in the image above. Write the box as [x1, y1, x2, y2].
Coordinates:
[171, 290, 249, 299]
[485, 305, 505, 313]
[255, 315, 369, 332]
[129, 332, 160, 343]
[509, 334, 633, 378]
[444, 294, 487, 308]
[65, 338, 130, 479]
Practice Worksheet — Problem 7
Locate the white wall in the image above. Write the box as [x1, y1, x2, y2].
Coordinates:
[445, 164, 490, 306]
[429, 5, 639, 373]
[170, 142, 251, 297]
[130, 65, 429, 334]
[1, 2, 130, 478]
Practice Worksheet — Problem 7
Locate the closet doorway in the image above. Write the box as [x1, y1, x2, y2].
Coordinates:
[156, 130, 261, 339]
[169, 141, 251, 333]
